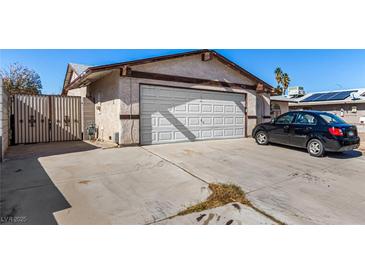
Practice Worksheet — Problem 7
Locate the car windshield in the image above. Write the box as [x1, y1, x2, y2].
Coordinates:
[319, 113, 346, 124]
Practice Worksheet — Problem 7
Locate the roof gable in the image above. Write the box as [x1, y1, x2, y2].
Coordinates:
[62, 63, 90, 90]
[63, 50, 273, 93]
[133, 54, 256, 85]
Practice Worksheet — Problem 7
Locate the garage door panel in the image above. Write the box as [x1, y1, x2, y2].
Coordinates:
[174, 104, 187, 112]
[140, 85, 245, 145]
[213, 117, 223, 125]
[235, 128, 244, 135]
[213, 129, 224, 137]
[202, 104, 213, 113]
[201, 117, 212, 125]
[224, 105, 235, 113]
[213, 105, 224, 113]
[224, 129, 234, 137]
[201, 130, 213, 138]
[188, 104, 200, 113]
[235, 117, 244, 125]
[188, 117, 200, 126]
[224, 117, 234, 125]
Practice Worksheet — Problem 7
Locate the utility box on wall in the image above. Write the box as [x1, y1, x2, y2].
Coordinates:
[113, 132, 119, 144]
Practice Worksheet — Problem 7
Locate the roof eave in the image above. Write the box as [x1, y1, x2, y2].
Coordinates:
[63, 49, 273, 93]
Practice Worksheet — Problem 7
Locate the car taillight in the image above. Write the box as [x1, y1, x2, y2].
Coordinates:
[328, 127, 344, 136]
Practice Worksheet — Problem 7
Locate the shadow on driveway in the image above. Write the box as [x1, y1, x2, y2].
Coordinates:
[0, 141, 98, 225]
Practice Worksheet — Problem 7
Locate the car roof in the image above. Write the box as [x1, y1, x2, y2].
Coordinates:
[288, 110, 328, 115]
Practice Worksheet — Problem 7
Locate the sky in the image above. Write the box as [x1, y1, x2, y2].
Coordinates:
[1, 49, 365, 95]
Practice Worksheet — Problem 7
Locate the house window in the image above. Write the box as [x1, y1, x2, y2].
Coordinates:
[271, 103, 281, 118]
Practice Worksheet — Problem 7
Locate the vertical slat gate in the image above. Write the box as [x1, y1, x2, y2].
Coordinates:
[11, 94, 81, 144]
[50, 96, 81, 142]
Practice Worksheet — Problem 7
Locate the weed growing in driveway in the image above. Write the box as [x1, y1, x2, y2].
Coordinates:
[176, 183, 285, 225]
[177, 183, 250, 216]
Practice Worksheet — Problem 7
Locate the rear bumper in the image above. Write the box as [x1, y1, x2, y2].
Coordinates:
[324, 136, 361, 152]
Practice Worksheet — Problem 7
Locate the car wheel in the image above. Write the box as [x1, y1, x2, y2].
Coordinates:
[255, 131, 269, 145]
[307, 139, 325, 157]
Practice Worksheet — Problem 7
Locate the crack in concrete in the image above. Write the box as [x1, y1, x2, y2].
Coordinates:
[142, 146, 285, 225]
[141, 147, 211, 185]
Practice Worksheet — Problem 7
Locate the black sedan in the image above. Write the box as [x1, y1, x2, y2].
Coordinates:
[252, 110, 360, 157]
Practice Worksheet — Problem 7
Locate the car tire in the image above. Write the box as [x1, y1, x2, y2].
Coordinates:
[255, 131, 269, 145]
[307, 138, 325, 157]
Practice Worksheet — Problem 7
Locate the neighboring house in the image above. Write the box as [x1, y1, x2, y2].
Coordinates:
[270, 95, 297, 118]
[289, 88, 365, 129]
[62, 50, 273, 145]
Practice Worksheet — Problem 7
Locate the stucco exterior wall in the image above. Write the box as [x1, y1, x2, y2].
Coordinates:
[257, 93, 271, 124]
[133, 55, 256, 85]
[67, 87, 87, 97]
[0, 79, 9, 161]
[67, 87, 94, 139]
[81, 96, 95, 140]
[88, 71, 120, 142]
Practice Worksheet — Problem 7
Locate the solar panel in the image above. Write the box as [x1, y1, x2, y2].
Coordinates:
[325, 92, 342, 100]
[316, 93, 333, 101]
[328, 90, 355, 101]
[301, 93, 325, 102]
[300, 90, 356, 102]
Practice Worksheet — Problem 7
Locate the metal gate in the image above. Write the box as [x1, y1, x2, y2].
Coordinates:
[11, 94, 81, 144]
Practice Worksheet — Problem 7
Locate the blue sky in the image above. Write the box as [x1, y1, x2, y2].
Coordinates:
[1, 49, 365, 95]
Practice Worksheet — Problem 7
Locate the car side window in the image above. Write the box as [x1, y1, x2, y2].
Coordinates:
[275, 113, 296, 125]
[294, 113, 317, 125]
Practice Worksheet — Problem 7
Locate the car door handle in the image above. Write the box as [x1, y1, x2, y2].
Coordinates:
[283, 125, 290, 130]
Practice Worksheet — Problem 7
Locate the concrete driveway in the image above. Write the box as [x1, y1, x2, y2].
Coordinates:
[1, 138, 364, 224]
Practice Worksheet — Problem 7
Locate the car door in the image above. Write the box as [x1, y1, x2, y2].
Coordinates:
[269, 112, 296, 144]
[290, 113, 317, 147]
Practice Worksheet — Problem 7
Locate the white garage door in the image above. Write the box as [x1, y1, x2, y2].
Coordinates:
[140, 85, 246, 145]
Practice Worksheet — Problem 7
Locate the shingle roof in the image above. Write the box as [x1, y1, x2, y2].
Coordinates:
[69, 63, 90, 75]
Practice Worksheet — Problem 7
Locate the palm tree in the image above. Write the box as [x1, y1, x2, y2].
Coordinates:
[282, 73, 291, 96]
[274, 67, 283, 87]
[275, 85, 283, 95]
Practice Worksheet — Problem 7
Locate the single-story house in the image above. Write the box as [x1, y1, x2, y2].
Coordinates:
[62, 50, 273, 145]
[289, 88, 365, 129]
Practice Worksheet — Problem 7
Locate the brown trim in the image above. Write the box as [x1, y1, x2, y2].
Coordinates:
[247, 115, 257, 119]
[129, 71, 257, 90]
[120, 66, 132, 77]
[92, 50, 208, 72]
[139, 82, 248, 95]
[263, 116, 271, 119]
[120, 114, 140, 120]
[63, 49, 273, 93]
[201, 52, 212, 61]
